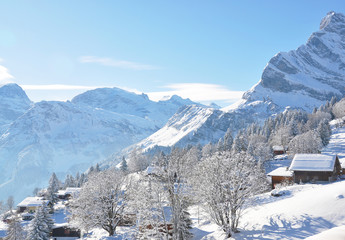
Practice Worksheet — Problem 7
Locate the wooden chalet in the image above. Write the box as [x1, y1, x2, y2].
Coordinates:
[51, 224, 81, 240]
[289, 154, 341, 183]
[267, 167, 294, 189]
[57, 187, 81, 200]
[272, 145, 285, 156]
[16, 197, 50, 213]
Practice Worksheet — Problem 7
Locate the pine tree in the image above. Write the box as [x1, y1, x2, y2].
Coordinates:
[46, 173, 60, 205]
[177, 206, 193, 239]
[26, 206, 51, 240]
[42, 204, 54, 233]
[317, 120, 332, 146]
[4, 216, 25, 240]
[120, 157, 128, 173]
[223, 129, 233, 151]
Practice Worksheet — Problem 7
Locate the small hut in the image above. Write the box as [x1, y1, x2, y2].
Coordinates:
[267, 167, 294, 189]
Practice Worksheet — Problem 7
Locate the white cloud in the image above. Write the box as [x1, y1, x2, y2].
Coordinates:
[0, 64, 14, 84]
[147, 83, 244, 104]
[79, 56, 159, 70]
[21, 84, 142, 93]
[21, 84, 109, 90]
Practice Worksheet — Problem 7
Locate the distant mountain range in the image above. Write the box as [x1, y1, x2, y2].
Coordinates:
[1, 11, 345, 203]
[0, 84, 201, 202]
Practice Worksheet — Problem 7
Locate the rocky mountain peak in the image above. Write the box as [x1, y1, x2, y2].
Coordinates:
[319, 11, 345, 34]
[0, 83, 31, 102]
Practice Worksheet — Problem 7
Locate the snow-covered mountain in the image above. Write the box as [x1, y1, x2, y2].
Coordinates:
[0, 86, 199, 202]
[138, 103, 277, 150]
[225, 11, 345, 113]
[0, 83, 32, 133]
[137, 12, 345, 152]
[72, 88, 201, 127]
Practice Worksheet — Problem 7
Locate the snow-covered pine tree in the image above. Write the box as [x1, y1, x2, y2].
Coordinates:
[4, 216, 25, 240]
[317, 120, 332, 146]
[223, 128, 233, 151]
[63, 174, 76, 188]
[120, 157, 128, 173]
[289, 130, 322, 154]
[46, 173, 60, 206]
[41, 204, 54, 233]
[26, 206, 51, 240]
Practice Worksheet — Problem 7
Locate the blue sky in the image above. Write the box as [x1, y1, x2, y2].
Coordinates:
[0, 0, 345, 106]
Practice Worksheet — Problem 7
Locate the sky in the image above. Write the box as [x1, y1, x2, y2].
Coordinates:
[0, 1, 345, 107]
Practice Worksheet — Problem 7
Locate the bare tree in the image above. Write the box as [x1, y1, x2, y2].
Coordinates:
[129, 176, 170, 239]
[194, 151, 268, 238]
[70, 170, 128, 236]
[163, 148, 194, 240]
[128, 148, 150, 173]
[6, 196, 14, 213]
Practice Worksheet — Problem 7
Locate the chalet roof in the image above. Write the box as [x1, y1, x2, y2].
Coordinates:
[273, 145, 285, 151]
[52, 223, 80, 229]
[289, 154, 337, 172]
[267, 167, 293, 177]
[57, 187, 81, 196]
[17, 197, 48, 208]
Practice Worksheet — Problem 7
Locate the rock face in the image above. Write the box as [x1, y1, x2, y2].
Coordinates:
[139, 12, 345, 152]
[72, 88, 201, 128]
[0, 83, 32, 132]
[0, 86, 198, 202]
[234, 11, 345, 112]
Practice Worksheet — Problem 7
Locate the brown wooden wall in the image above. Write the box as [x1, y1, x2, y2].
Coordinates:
[271, 176, 293, 189]
[294, 171, 334, 183]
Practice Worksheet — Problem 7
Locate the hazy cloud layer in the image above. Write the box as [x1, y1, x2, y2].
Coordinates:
[147, 83, 244, 103]
[79, 56, 159, 70]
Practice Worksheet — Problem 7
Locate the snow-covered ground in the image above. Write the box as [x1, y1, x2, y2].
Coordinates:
[323, 119, 345, 163]
[189, 181, 345, 239]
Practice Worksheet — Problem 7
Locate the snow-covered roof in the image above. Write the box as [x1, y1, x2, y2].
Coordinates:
[267, 167, 293, 177]
[273, 145, 285, 151]
[58, 187, 81, 196]
[52, 223, 79, 229]
[289, 154, 338, 172]
[17, 197, 47, 207]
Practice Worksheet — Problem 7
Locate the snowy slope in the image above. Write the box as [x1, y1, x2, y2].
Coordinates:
[137, 103, 276, 151]
[322, 119, 345, 163]
[224, 11, 345, 113]
[137, 100, 279, 151]
[188, 121, 345, 240]
[187, 181, 345, 240]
